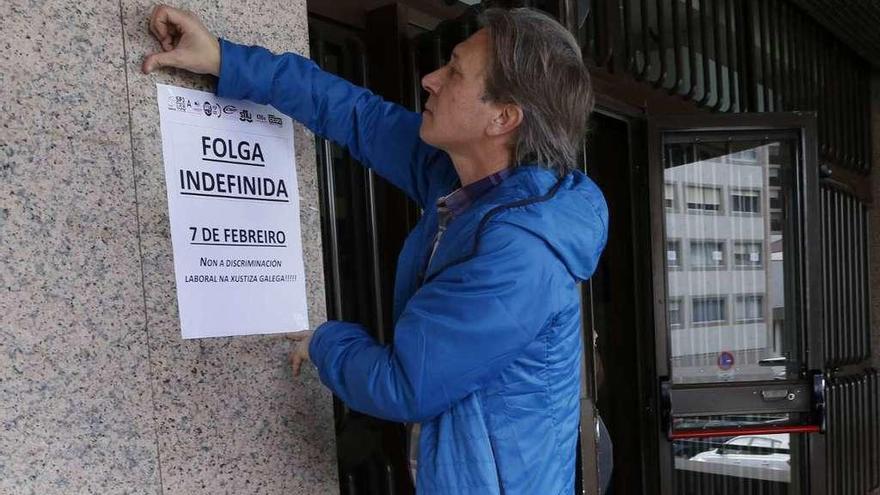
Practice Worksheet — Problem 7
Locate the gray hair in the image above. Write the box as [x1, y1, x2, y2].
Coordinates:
[478, 8, 594, 173]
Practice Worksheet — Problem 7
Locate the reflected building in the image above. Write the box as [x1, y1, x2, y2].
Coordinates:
[664, 143, 787, 384]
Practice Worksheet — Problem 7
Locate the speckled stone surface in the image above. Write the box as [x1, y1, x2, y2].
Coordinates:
[0, 1, 161, 493]
[121, 1, 337, 494]
[871, 75, 880, 370]
[2, 0, 336, 493]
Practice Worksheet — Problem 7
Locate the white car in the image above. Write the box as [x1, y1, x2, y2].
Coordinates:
[689, 433, 790, 475]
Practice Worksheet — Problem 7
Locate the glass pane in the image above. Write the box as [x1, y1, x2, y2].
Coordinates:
[663, 140, 794, 385]
[673, 414, 796, 491]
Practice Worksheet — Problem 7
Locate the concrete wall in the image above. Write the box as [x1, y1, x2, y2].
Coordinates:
[0, 1, 338, 493]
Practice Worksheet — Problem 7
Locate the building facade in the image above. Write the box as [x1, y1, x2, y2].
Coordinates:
[305, 1, 880, 494]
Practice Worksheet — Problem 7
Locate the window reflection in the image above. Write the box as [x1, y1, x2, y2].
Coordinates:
[664, 141, 791, 384]
[673, 415, 792, 485]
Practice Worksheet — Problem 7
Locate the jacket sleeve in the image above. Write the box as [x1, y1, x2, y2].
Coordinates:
[308, 223, 567, 423]
[216, 39, 450, 208]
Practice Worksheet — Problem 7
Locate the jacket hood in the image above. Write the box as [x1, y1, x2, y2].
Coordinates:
[489, 166, 609, 282]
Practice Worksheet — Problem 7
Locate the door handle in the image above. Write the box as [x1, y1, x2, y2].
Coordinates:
[761, 388, 798, 402]
[662, 372, 827, 439]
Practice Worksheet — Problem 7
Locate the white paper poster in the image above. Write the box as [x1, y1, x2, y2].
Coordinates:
[157, 84, 308, 339]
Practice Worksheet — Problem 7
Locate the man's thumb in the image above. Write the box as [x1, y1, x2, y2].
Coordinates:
[141, 51, 178, 74]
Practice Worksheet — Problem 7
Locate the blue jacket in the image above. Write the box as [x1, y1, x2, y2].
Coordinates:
[218, 40, 609, 494]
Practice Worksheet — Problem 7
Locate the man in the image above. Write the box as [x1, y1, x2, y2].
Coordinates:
[144, 5, 608, 494]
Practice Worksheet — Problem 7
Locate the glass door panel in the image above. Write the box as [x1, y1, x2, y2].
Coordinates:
[663, 139, 797, 386]
[649, 113, 823, 495]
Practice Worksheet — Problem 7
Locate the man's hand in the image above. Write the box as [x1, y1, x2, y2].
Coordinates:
[289, 330, 315, 377]
[142, 4, 221, 76]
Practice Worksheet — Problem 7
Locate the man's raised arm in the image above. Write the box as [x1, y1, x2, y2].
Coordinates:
[143, 4, 451, 208]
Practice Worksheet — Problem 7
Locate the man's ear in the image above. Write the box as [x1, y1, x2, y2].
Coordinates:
[487, 103, 523, 138]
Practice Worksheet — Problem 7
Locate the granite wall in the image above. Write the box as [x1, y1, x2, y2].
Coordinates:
[0, 1, 338, 493]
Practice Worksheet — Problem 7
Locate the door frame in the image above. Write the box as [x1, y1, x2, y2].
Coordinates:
[646, 112, 825, 494]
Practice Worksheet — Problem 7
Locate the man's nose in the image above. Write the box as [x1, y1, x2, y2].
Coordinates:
[421, 68, 442, 95]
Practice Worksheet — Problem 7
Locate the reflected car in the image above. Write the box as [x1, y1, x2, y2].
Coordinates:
[671, 416, 788, 458]
[689, 433, 790, 473]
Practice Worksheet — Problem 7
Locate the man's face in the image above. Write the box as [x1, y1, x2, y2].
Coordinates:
[419, 29, 499, 153]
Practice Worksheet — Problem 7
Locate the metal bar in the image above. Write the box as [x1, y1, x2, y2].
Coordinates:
[830, 189, 839, 365]
[322, 136, 344, 318]
[860, 375, 869, 494]
[312, 39, 345, 320]
[851, 196, 862, 361]
[711, 0, 726, 110]
[599, 0, 615, 67]
[835, 377, 844, 495]
[870, 372, 877, 490]
[840, 377, 849, 495]
[808, 18, 818, 117]
[821, 188, 829, 365]
[849, 53, 859, 169]
[852, 197, 860, 362]
[722, 0, 736, 112]
[827, 379, 836, 494]
[844, 195, 853, 364]
[737, 0, 753, 112]
[773, 0, 788, 112]
[818, 29, 828, 164]
[847, 377, 862, 493]
[796, 8, 816, 110]
[780, 0, 791, 110]
[873, 371, 880, 489]
[841, 51, 852, 169]
[669, 424, 822, 440]
[622, 0, 635, 72]
[685, 0, 699, 99]
[861, 68, 871, 172]
[821, 188, 831, 366]
[820, 32, 830, 160]
[845, 378, 854, 495]
[365, 168, 385, 341]
[826, 32, 837, 162]
[697, 0, 712, 106]
[872, 371, 879, 490]
[352, 43, 386, 344]
[851, 198, 860, 362]
[589, 0, 600, 62]
[345, 472, 357, 495]
[858, 67, 868, 171]
[432, 31, 444, 71]
[870, 372, 876, 491]
[653, 0, 668, 88]
[857, 198, 867, 361]
[854, 64, 866, 172]
[821, 8, 853, 168]
[637, 0, 653, 80]
[384, 462, 396, 495]
[670, 0, 683, 94]
[796, 10, 807, 111]
[838, 191, 848, 363]
[758, 1, 773, 112]
[861, 374, 869, 495]
[832, 42, 843, 165]
[860, 204, 870, 359]
[770, 0, 782, 111]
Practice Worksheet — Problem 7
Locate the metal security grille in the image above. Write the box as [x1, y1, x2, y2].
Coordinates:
[824, 370, 880, 494]
[578, 0, 873, 174]
[819, 185, 871, 367]
[309, 19, 411, 495]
